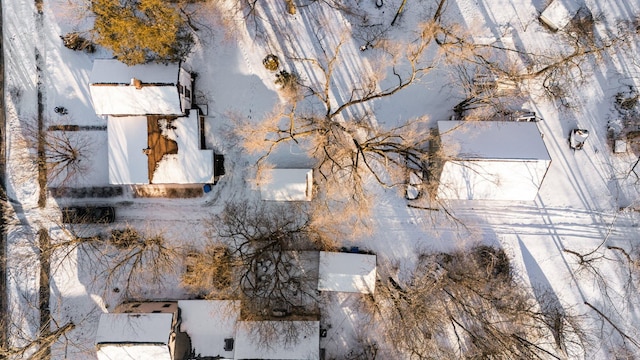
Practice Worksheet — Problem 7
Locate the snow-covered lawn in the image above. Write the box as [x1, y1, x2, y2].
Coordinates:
[4, 0, 640, 358]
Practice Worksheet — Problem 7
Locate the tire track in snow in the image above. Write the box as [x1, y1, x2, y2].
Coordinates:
[451, 204, 638, 241]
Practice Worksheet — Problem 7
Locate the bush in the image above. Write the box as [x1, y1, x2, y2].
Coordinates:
[61, 32, 95, 53]
[110, 227, 142, 249]
[263, 54, 280, 71]
[616, 89, 639, 111]
[181, 245, 233, 297]
[275, 70, 299, 92]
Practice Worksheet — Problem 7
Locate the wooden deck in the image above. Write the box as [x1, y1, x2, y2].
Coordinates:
[147, 116, 178, 183]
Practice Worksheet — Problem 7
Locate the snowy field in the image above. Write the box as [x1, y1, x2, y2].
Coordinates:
[4, 0, 640, 358]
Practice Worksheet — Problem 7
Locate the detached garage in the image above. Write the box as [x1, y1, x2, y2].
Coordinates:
[435, 121, 551, 201]
[318, 252, 376, 294]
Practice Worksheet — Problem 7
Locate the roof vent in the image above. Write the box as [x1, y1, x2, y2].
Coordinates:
[131, 77, 142, 90]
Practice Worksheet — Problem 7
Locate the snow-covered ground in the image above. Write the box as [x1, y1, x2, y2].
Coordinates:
[4, 0, 640, 358]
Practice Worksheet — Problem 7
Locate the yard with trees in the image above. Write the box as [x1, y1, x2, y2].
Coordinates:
[3, 0, 640, 358]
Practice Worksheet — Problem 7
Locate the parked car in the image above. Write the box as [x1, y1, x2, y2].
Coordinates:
[61, 206, 115, 224]
[569, 129, 589, 150]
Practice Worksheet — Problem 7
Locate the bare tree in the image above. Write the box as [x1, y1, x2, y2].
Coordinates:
[43, 130, 92, 186]
[430, 4, 633, 109]
[180, 201, 323, 348]
[2, 223, 81, 359]
[233, 18, 443, 238]
[373, 246, 588, 359]
[450, 64, 524, 120]
[181, 244, 235, 299]
[238, 320, 318, 354]
[563, 241, 640, 355]
[22, 120, 93, 186]
[98, 227, 181, 297]
[182, 203, 323, 320]
[0, 319, 75, 360]
[204, 201, 322, 316]
[53, 223, 182, 297]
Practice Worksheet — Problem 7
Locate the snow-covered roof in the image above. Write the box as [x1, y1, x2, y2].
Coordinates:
[438, 121, 551, 161]
[437, 121, 551, 201]
[108, 111, 214, 184]
[89, 59, 183, 115]
[96, 313, 173, 344]
[108, 116, 149, 184]
[539, 0, 581, 31]
[260, 169, 313, 201]
[152, 112, 215, 184]
[97, 345, 172, 360]
[177, 300, 240, 358]
[318, 252, 376, 294]
[234, 321, 319, 360]
[90, 59, 180, 84]
[437, 159, 550, 201]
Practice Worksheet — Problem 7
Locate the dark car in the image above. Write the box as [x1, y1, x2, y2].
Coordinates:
[61, 206, 116, 224]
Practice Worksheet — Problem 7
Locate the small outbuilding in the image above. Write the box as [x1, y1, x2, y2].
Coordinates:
[260, 168, 313, 201]
[539, 0, 581, 32]
[317, 251, 376, 294]
[435, 121, 551, 201]
[89, 59, 192, 116]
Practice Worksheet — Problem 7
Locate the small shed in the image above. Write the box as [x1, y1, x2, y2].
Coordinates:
[260, 169, 313, 201]
[95, 313, 175, 360]
[90, 59, 192, 116]
[317, 252, 376, 294]
[234, 321, 320, 360]
[177, 300, 240, 358]
[436, 121, 551, 201]
[539, 0, 581, 32]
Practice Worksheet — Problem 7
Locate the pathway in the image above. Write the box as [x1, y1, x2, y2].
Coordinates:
[0, 0, 7, 349]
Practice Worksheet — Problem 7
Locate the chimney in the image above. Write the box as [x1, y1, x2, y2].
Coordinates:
[131, 78, 142, 90]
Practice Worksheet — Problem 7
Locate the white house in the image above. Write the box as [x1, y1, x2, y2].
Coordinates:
[260, 168, 313, 201]
[317, 252, 376, 294]
[95, 313, 176, 360]
[90, 59, 214, 185]
[89, 59, 192, 116]
[107, 110, 215, 184]
[436, 121, 551, 201]
[234, 321, 320, 360]
[539, 0, 581, 32]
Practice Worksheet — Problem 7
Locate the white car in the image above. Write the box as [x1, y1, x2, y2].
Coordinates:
[569, 129, 589, 150]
